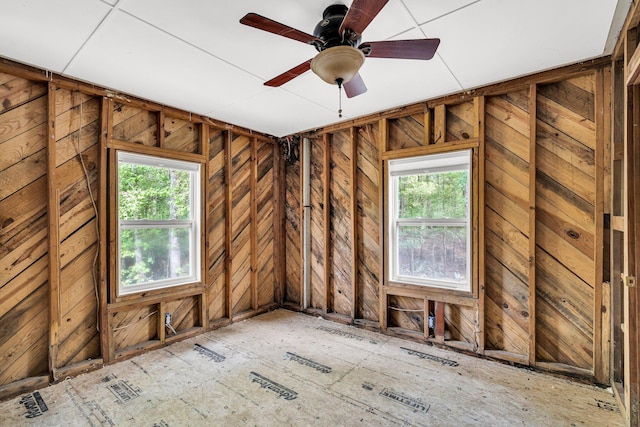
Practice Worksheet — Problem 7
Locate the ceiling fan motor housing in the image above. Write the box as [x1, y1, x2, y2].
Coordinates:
[240, 0, 439, 96]
[313, 4, 360, 51]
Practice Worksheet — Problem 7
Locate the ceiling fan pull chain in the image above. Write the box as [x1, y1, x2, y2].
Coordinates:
[337, 78, 343, 118]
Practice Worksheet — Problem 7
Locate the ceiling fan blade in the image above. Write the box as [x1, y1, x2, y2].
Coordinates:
[339, 0, 389, 40]
[240, 13, 322, 45]
[264, 59, 312, 87]
[344, 73, 367, 98]
[360, 39, 441, 60]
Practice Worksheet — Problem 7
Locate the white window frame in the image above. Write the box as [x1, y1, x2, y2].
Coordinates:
[388, 150, 472, 292]
[117, 151, 201, 296]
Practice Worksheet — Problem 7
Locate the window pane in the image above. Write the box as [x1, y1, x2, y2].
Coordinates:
[119, 163, 192, 221]
[397, 225, 467, 283]
[120, 227, 192, 287]
[398, 171, 468, 219]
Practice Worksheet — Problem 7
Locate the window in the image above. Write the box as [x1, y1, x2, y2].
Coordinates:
[388, 150, 471, 292]
[117, 152, 201, 295]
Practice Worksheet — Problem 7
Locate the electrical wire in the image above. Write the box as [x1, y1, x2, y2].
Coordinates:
[73, 92, 101, 332]
[113, 310, 159, 331]
[388, 306, 424, 312]
[165, 323, 177, 335]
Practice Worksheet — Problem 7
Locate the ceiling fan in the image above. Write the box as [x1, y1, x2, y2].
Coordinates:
[240, 0, 440, 102]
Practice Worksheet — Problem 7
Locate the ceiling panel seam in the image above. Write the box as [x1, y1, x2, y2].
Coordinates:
[415, 0, 483, 26]
[399, 0, 472, 92]
[117, 9, 269, 85]
[62, 0, 123, 74]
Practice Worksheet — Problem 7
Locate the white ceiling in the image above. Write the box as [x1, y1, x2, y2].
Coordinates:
[0, 0, 631, 137]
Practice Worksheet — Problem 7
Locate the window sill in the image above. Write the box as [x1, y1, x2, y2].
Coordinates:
[385, 281, 476, 306]
[110, 282, 204, 307]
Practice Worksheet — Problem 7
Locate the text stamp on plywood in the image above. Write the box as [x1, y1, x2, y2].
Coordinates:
[194, 343, 226, 362]
[19, 391, 48, 419]
[284, 352, 332, 373]
[379, 388, 430, 414]
[400, 347, 459, 367]
[248, 372, 298, 400]
[107, 380, 140, 405]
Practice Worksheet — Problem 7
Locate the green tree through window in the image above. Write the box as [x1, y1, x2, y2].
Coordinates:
[388, 150, 471, 291]
[117, 152, 201, 295]
[398, 171, 468, 219]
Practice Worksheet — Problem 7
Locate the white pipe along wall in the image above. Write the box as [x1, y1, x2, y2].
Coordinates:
[302, 137, 311, 309]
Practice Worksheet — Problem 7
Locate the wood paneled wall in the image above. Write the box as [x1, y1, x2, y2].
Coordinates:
[284, 58, 611, 383]
[0, 53, 615, 400]
[0, 74, 49, 393]
[0, 59, 280, 400]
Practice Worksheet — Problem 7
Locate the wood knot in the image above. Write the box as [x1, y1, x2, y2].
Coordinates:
[565, 228, 580, 239]
[461, 132, 470, 139]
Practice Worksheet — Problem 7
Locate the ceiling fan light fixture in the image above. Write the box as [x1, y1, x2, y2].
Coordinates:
[311, 46, 365, 85]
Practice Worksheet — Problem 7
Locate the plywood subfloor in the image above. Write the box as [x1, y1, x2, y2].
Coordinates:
[0, 309, 623, 426]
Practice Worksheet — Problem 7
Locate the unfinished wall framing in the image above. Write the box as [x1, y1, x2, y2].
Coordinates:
[284, 58, 612, 383]
[609, 5, 640, 423]
[0, 51, 621, 408]
[0, 59, 281, 400]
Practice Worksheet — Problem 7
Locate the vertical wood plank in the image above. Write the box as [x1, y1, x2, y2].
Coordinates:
[379, 117, 388, 154]
[98, 96, 110, 362]
[528, 83, 537, 366]
[623, 79, 635, 415]
[435, 301, 445, 342]
[434, 104, 446, 144]
[323, 133, 332, 314]
[611, 60, 624, 394]
[299, 137, 305, 309]
[377, 122, 386, 328]
[381, 288, 388, 332]
[350, 127, 358, 320]
[108, 98, 119, 304]
[107, 143, 117, 362]
[473, 98, 482, 139]
[225, 131, 233, 319]
[251, 137, 258, 311]
[158, 111, 165, 149]
[379, 118, 388, 331]
[200, 123, 210, 326]
[476, 96, 486, 353]
[603, 66, 613, 216]
[601, 281, 611, 383]
[423, 298, 430, 340]
[603, 61, 614, 388]
[47, 82, 60, 379]
[158, 302, 166, 343]
[622, 48, 634, 427]
[273, 140, 285, 304]
[593, 69, 606, 382]
[424, 109, 432, 145]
